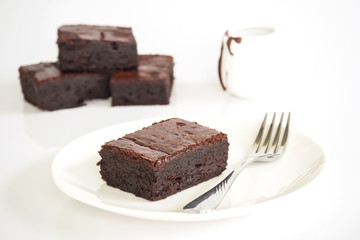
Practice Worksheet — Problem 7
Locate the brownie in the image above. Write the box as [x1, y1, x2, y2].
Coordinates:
[97, 118, 228, 201]
[57, 25, 138, 72]
[19, 62, 111, 111]
[110, 55, 174, 106]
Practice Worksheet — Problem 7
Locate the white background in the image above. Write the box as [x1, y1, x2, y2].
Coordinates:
[1, 0, 360, 239]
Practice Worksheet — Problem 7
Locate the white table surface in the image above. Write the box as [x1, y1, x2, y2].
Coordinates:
[1, 0, 360, 239]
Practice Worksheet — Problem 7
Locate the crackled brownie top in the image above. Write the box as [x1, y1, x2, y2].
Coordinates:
[19, 62, 61, 82]
[111, 55, 173, 82]
[137, 55, 173, 73]
[103, 118, 227, 167]
[57, 24, 135, 43]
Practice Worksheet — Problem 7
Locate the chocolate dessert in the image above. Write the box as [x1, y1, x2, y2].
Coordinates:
[57, 25, 138, 72]
[110, 54, 174, 105]
[19, 62, 110, 111]
[97, 118, 229, 201]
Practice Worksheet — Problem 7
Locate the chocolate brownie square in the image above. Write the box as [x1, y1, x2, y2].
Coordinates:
[97, 118, 228, 201]
[110, 55, 174, 105]
[19, 62, 110, 111]
[57, 25, 138, 72]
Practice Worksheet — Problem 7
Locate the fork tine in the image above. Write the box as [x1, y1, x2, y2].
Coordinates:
[253, 113, 268, 153]
[264, 113, 276, 153]
[278, 112, 291, 153]
[271, 112, 284, 154]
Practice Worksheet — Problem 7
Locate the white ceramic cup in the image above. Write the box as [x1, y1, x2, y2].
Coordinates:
[218, 26, 276, 99]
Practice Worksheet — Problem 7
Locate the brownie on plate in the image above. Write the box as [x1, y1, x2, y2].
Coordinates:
[110, 54, 174, 106]
[19, 62, 110, 111]
[97, 118, 229, 201]
[57, 25, 138, 72]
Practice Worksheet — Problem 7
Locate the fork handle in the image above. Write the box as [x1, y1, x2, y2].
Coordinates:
[183, 157, 255, 213]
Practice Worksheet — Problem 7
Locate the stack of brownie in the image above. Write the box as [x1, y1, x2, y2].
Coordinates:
[19, 25, 174, 111]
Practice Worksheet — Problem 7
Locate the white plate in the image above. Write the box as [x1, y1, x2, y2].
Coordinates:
[52, 115, 325, 221]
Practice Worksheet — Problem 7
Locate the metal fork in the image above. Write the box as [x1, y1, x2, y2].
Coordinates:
[183, 112, 291, 213]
